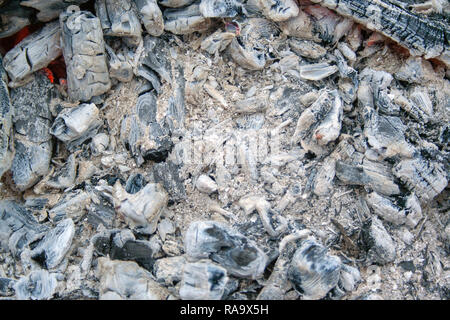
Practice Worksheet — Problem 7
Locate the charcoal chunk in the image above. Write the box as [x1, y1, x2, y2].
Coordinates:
[60, 7, 111, 102]
[0, 200, 48, 257]
[179, 262, 228, 300]
[184, 221, 268, 279]
[30, 218, 75, 269]
[288, 239, 342, 300]
[152, 161, 186, 201]
[14, 270, 57, 300]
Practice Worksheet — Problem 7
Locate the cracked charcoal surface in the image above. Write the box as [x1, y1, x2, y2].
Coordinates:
[0, 0, 448, 301]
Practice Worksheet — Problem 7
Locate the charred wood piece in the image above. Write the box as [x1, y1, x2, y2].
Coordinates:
[163, 2, 212, 35]
[60, 7, 111, 102]
[0, 55, 14, 179]
[3, 21, 62, 85]
[310, 0, 450, 64]
[0, 0, 33, 39]
[20, 0, 90, 22]
[95, 0, 142, 42]
[134, 0, 164, 37]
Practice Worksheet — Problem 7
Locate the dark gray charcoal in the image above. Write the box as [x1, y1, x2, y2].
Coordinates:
[361, 217, 396, 265]
[14, 269, 57, 300]
[179, 262, 228, 300]
[0, 0, 33, 38]
[50, 103, 102, 151]
[0, 200, 49, 257]
[292, 89, 343, 156]
[44, 153, 77, 190]
[139, 36, 172, 84]
[105, 44, 134, 83]
[335, 157, 400, 196]
[152, 161, 186, 201]
[163, 2, 212, 35]
[96, 257, 170, 299]
[363, 106, 415, 160]
[60, 7, 111, 102]
[30, 218, 75, 269]
[20, 0, 90, 22]
[0, 55, 14, 180]
[3, 21, 62, 85]
[184, 221, 268, 279]
[158, 0, 195, 7]
[0, 278, 16, 297]
[125, 173, 147, 194]
[134, 0, 164, 36]
[88, 203, 116, 229]
[92, 229, 155, 271]
[393, 157, 448, 204]
[311, 0, 449, 64]
[10, 73, 56, 191]
[288, 239, 342, 300]
[165, 63, 186, 133]
[199, 0, 242, 18]
[95, 0, 142, 41]
[121, 92, 173, 165]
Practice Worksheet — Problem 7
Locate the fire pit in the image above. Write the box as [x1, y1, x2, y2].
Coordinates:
[0, 0, 449, 300]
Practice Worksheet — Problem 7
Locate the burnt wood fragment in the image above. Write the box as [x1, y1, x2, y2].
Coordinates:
[20, 0, 90, 22]
[310, 0, 449, 64]
[3, 21, 62, 85]
[95, 0, 142, 42]
[60, 7, 111, 102]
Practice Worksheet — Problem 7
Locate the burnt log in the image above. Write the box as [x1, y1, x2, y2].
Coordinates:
[310, 0, 450, 65]
[60, 6, 111, 102]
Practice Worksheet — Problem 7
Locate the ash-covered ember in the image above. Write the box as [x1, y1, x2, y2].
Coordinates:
[0, 0, 449, 301]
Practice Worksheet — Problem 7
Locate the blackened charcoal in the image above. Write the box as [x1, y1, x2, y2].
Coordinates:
[393, 157, 448, 204]
[0, 0, 33, 38]
[10, 73, 56, 191]
[0, 55, 14, 180]
[0, 278, 16, 296]
[310, 0, 449, 64]
[30, 218, 75, 269]
[288, 239, 342, 300]
[184, 221, 268, 279]
[121, 92, 173, 165]
[92, 229, 155, 271]
[152, 161, 186, 201]
[0, 200, 48, 257]
[88, 203, 116, 229]
[361, 217, 396, 265]
[125, 173, 147, 194]
[20, 0, 90, 22]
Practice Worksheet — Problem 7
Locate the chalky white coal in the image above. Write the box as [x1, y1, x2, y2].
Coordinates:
[0, 0, 448, 301]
